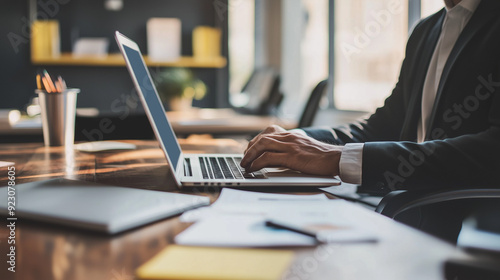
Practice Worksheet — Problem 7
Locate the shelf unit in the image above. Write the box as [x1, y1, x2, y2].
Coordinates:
[24, 0, 230, 109]
[31, 53, 227, 68]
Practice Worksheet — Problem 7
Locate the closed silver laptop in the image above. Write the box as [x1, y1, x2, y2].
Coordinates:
[0, 178, 209, 234]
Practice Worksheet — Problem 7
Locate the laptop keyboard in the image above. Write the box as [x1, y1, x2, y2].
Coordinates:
[197, 156, 266, 180]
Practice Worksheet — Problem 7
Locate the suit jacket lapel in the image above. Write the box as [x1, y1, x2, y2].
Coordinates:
[425, 0, 500, 139]
[400, 11, 445, 141]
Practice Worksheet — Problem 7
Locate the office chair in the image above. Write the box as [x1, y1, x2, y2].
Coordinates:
[298, 79, 328, 128]
[375, 188, 500, 242]
[377, 190, 500, 280]
[234, 68, 283, 116]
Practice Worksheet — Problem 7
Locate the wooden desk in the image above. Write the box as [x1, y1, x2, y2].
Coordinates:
[0, 140, 468, 280]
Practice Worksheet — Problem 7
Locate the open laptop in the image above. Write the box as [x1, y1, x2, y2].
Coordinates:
[115, 31, 340, 188]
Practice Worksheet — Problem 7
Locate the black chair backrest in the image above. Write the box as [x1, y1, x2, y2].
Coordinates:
[298, 79, 328, 128]
[234, 68, 283, 116]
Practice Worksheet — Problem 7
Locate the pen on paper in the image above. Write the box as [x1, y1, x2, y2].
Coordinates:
[265, 220, 321, 241]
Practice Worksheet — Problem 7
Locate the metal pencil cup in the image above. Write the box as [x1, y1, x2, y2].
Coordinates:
[36, 89, 80, 147]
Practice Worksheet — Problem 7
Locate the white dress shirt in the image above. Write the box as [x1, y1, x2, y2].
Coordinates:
[338, 0, 481, 184]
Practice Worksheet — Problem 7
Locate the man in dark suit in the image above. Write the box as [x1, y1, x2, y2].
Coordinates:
[241, 0, 500, 193]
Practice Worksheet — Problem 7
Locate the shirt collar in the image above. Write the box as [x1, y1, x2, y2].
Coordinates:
[445, 0, 482, 13]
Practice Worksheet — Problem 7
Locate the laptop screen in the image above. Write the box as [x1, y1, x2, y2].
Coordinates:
[122, 44, 181, 171]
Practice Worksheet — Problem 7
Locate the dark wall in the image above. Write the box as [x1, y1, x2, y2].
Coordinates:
[2, 1, 33, 109]
[1, 0, 229, 113]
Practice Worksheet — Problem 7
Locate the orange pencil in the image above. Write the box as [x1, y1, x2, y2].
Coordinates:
[42, 77, 52, 93]
[36, 74, 42, 90]
[43, 70, 57, 93]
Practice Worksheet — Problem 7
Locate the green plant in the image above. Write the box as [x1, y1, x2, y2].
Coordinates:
[154, 68, 207, 103]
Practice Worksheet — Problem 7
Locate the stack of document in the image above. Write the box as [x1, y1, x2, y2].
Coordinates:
[176, 189, 377, 247]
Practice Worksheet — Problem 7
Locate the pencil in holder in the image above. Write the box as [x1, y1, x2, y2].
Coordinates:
[36, 89, 80, 147]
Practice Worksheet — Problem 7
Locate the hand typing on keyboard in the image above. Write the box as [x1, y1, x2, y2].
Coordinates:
[240, 125, 343, 177]
[198, 156, 267, 180]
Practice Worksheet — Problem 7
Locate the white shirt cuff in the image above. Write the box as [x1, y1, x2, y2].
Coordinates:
[339, 143, 364, 184]
[289, 128, 308, 136]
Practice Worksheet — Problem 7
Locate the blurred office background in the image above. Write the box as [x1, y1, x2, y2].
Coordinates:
[0, 0, 444, 136]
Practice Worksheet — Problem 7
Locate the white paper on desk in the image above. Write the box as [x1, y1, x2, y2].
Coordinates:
[0, 161, 14, 168]
[178, 189, 377, 246]
[176, 201, 378, 246]
[179, 188, 329, 223]
[74, 141, 136, 152]
[175, 214, 317, 247]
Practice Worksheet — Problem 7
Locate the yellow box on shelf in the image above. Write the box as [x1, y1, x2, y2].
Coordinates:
[31, 20, 60, 60]
[193, 26, 222, 60]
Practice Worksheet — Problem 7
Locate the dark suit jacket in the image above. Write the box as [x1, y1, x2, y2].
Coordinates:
[303, 0, 500, 191]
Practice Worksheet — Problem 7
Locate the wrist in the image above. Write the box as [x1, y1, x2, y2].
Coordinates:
[328, 145, 343, 177]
